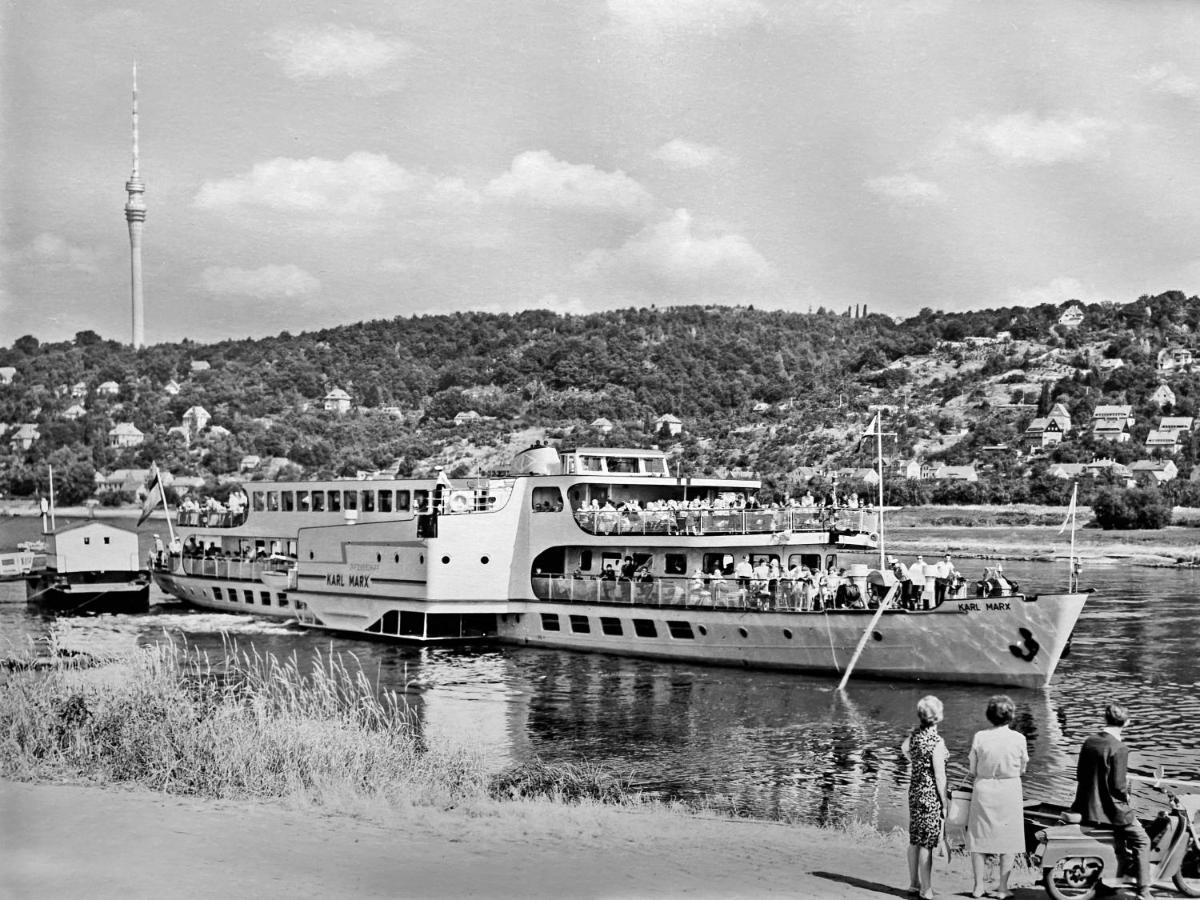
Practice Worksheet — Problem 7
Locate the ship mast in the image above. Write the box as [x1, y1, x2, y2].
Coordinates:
[124, 63, 146, 349]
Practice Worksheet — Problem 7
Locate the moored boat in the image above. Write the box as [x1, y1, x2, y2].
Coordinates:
[148, 443, 1089, 687]
[26, 522, 149, 614]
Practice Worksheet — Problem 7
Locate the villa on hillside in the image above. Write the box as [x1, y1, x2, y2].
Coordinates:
[1157, 347, 1194, 373]
[1130, 459, 1178, 485]
[190, 360, 210, 372]
[1024, 402, 1072, 448]
[96, 380, 120, 397]
[454, 410, 481, 426]
[107, 423, 145, 449]
[1058, 304, 1085, 328]
[163, 379, 181, 396]
[9, 424, 39, 451]
[1150, 384, 1176, 407]
[0, 366, 15, 385]
[182, 406, 211, 440]
[934, 464, 978, 482]
[1091, 404, 1133, 443]
[654, 413, 683, 436]
[1146, 430, 1180, 452]
[323, 387, 352, 414]
[62, 403, 86, 421]
[1160, 416, 1194, 434]
[591, 417, 614, 434]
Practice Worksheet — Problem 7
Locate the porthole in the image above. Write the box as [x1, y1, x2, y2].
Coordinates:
[783, 629, 793, 640]
[481, 556, 489, 565]
[873, 631, 883, 641]
[738, 627, 749, 639]
[697, 624, 707, 636]
[441, 555, 450, 564]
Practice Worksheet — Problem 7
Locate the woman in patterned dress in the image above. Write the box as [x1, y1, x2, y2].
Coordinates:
[901, 695, 950, 900]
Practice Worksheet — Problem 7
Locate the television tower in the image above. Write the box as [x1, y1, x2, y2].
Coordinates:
[124, 63, 146, 348]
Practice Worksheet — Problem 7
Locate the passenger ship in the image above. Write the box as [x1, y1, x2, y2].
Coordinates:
[151, 445, 1088, 688]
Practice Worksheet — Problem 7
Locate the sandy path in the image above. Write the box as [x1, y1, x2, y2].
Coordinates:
[0, 780, 1034, 900]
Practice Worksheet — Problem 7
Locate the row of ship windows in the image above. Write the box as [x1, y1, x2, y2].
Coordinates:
[540, 612, 795, 642]
[251, 489, 422, 514]
[211, 586, 291, 608]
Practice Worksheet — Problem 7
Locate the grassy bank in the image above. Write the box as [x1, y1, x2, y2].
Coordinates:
[0, 640, 633, 811]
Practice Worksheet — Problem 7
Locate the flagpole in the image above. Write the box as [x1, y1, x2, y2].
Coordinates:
[876, 413, 885, 571]
[48, 465, 57, 531]
[1068, 483, 1077, 591]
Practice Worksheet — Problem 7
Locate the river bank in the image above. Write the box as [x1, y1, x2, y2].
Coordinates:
[1, 778, 1024, 899]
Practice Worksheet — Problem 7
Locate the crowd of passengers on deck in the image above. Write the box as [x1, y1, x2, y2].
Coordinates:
[175, 491, 250, 528]
[572, 490, 872, 535]
[537, 552, 1021, 612]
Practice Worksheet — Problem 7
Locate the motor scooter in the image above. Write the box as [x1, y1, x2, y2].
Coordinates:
[1026, 775, 1200, 900]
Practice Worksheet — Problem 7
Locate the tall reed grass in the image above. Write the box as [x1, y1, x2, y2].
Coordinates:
[0, 639, 487, 808]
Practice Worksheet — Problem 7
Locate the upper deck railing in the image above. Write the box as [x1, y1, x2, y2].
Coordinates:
[572, 507, 876, 538]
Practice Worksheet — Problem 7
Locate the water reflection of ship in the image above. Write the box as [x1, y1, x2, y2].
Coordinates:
[505, 649, 1072, 829]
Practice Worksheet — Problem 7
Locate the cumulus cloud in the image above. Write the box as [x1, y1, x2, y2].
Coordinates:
[608, 0, 767, 35]
[485, 150, 657, 216]
[201, 264, 320, 299]
[652, 138, 725, 170]
[577, 208, 770, 294]
[9, 233, 106, 274]
[947, 112, 1116, 166]
[1136, 63, 1200, 99]
[864, 173, 944, 206]
[193, 152, 478, 224]
[1007, 277, 1090, 307]
[264, 25, 412, 86]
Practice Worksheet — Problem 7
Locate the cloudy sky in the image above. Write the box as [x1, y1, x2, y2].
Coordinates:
[3, 0, 1199, 345]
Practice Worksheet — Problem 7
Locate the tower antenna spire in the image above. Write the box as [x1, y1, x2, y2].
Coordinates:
[125, 62, 146, 349]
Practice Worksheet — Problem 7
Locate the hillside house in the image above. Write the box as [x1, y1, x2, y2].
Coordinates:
[1058, 305, 1085, 328]
[0, 366, 15, 385]
[591, 417, 614, 434]
[1024, 403, 1072, 448]
[163, 379, 181, 396]
[1157, 348, 1194, 373]
[62, 403, 86, 421]
[934, 464, 978, 482]
[9, 423, 39, 450]
[1085, 459, 1133, 484]
[1091, 404, 1133, 442]
[835, 467, 880, 486]
[181, 406, 211, 439]
[654, 414, 683, 436]
[107, 423, 145, 449]
[896, 460, 924, 480]
[1159, 416, 1194, 434]
[96, 469, 150, 496]
[1150, 384, 1176, 407]
[752, 401, 771, 413]
[1098, 358, 1125, 371]
[96, 381, 120, 397]
[190, 360, 211, 372]
[1048, 463, 1087, 480]
[70, 381, 87, 399]
[167, 426, 190, 444]
[239, 455, 262, 473]
[453, 410, 481, 426]
[1130, 459, 1178, 485]
[323, 387, 352, 414]
[1145, 430, 1180, 452]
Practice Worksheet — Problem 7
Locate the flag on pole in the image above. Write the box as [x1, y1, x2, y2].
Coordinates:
[1057, 484, 1078, 535]
[857, 413, 880, 449]
[435, 467, 452, 490]
[137, 463, 164, 526]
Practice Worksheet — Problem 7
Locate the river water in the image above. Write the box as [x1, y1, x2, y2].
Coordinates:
[2, 517, 1198, 831]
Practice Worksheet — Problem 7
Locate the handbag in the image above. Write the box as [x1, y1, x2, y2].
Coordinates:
[947, 787, 972, 827]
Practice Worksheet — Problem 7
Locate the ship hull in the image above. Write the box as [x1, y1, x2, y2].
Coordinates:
[26, 572, 150, 615]
[152, 569, 299, 619]
[494, 592, 1086, 689]
[295, 589, 1086, 689]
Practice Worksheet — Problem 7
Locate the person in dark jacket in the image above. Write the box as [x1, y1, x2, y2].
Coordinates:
[1070, 703, 1153, 899]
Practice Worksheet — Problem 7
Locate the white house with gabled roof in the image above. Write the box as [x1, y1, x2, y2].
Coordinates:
[107, 423, 144, 448]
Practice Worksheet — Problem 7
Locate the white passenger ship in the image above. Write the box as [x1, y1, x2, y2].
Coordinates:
[151, 445, 1088, 688]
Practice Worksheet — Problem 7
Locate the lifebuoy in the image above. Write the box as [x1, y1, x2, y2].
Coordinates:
[448, 492, 471, 513]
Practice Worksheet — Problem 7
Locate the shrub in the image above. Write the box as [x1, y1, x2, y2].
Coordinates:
[488, 759, 632, 804]
[1091, 487, 1172, 530]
